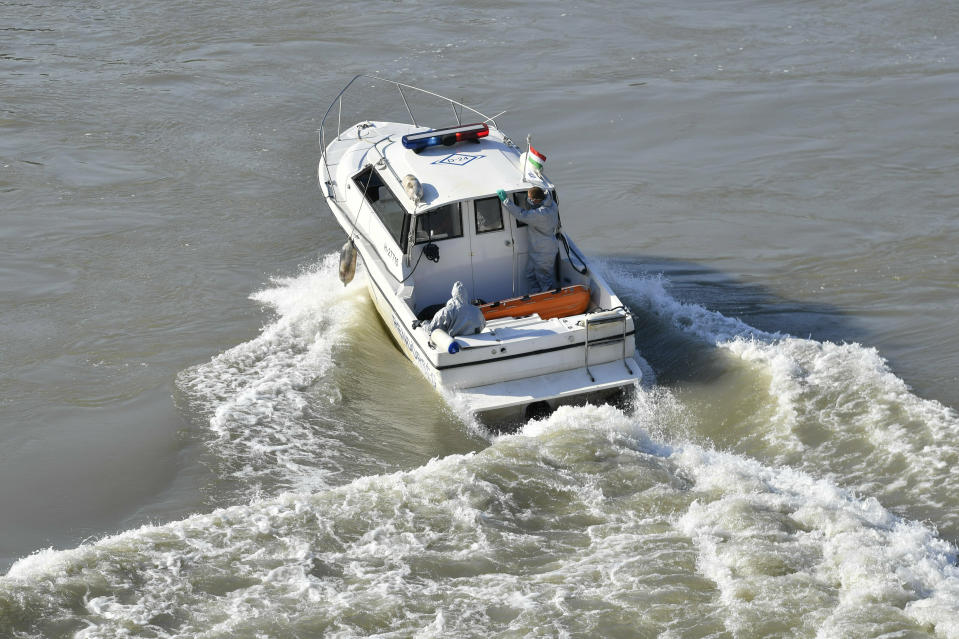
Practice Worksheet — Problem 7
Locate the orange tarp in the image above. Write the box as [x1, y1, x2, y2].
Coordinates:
[480, 285, 590, 321]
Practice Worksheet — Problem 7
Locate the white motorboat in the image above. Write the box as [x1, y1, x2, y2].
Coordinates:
[318, 75, 641, 424]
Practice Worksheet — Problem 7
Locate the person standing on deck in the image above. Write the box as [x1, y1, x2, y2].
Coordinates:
[497, 186, 560, 293]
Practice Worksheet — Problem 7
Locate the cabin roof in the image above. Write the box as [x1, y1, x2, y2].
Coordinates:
[333, 121, 549, 213]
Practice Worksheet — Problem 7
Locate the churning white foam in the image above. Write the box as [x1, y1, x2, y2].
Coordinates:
[12, 258, 957, 636]
[674, 444, 959, 638]
[520, 403, 959, 638]
[607, 264, 959, 536]
[6, 400, 959, 637]
[176, 254, 369, 494]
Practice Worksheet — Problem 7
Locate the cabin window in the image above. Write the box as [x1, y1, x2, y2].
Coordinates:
[353, 167, 409, 249]
[474, 196, 504, 233]
[510, 192, 528, 228]
[415, 203, 463, 243]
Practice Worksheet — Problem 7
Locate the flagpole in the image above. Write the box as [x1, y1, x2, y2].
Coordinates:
[522, 134, 531, 183]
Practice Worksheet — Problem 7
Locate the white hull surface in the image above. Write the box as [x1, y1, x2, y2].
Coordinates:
[319, 76, 641, 424]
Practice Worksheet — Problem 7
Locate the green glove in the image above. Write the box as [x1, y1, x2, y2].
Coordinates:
[496, 189, 507, 202]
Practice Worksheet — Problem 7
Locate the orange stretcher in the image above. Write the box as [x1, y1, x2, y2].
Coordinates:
[480, 285, 591, 321]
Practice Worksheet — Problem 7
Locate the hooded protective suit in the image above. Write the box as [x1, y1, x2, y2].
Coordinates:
[427, 281, 486, 336]
[503, 192, 560, 293]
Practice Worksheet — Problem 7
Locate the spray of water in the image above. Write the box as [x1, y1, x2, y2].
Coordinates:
[8, 256, 959, 637]
[175, 254, 369, 496]
[605, 264, 959, 539]
[4, 403, 959, 638]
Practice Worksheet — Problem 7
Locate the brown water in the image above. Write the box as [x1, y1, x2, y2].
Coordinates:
[3, 1, 959, 637]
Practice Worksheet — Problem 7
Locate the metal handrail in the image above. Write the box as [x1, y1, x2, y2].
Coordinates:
[317, 74, 501, 180]
[583, 308, 634, 382]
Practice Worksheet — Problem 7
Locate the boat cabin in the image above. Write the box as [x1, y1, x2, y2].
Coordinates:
[331, 121, 577, 317]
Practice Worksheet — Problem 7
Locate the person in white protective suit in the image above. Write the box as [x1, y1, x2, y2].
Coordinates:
[427, 281, 486, 335]
[497, 186, 559, 293]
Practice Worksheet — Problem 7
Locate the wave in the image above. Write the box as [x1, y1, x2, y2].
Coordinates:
[8, 255, 955, 636]
[604, 263, 959, 541]
[3, 404, 958, 638]
[175, 253, 370, 497]
[175, 252, 959, 544]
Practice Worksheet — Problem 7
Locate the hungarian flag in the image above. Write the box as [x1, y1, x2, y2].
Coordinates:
[527, 145, 546, 172]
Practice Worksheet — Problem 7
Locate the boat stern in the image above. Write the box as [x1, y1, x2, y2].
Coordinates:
[455, 358, 642, 427]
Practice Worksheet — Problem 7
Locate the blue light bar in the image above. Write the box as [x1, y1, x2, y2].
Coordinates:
[401, 123, 489, 152]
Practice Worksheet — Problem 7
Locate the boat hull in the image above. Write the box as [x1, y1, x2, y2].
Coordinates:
[365, 270, 640, 425]
[318, 76, 643, 425]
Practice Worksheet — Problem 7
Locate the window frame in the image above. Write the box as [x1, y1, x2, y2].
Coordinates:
[473, 196, 505, 234]
[510, 192, 528, 228]
[413, 202, 464, 244]
[352, 166, 410, 251]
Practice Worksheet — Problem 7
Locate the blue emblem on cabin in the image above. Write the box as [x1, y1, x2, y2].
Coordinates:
[432, 153, 485, 166]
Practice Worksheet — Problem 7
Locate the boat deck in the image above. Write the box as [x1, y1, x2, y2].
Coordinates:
[457, 315, 568, 347]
